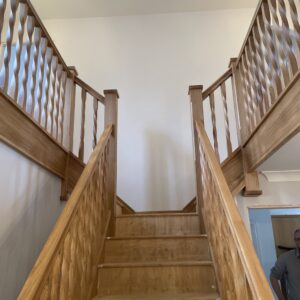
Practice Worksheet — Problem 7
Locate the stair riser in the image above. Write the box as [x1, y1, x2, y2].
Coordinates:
[115, 215, 200, 236]
[104, 237, 210, 263]
[98, 265, 216, 296]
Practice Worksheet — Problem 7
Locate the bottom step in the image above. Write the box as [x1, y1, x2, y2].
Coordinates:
[94, 293, 220, 300]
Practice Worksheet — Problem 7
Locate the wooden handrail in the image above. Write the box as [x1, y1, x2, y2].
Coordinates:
[202, 68, 232, 100]
[74, 76, 105, 104]
[18, 125, 113, 300]
[195, 121, 273, 300]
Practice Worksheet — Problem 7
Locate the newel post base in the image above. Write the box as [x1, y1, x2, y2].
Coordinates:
[104, 89, 119, 235]
[189, 85, 206, 234]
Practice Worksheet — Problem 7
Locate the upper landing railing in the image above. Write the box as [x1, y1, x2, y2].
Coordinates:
[0, 0, 108, 163]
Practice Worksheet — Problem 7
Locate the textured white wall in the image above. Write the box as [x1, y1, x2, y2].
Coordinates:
[0, 142, 64, 300]
[42, 9, 255, 211]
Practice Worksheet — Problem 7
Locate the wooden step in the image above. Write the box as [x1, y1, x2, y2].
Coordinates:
[115, 213, 200, 236]
[94, 292, 220, 299]
[104, 235, 210, 263]
[97, 261, 216, 296]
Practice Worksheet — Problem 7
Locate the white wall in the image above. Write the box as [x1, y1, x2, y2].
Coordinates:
[42, 9, 255, 211]
[0, 142, 64, 300]
[237, 174, 300, 235]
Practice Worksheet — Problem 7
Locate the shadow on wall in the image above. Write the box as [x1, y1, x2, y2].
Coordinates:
[144, 129, 194, 210]
[0, 142, 64, 300]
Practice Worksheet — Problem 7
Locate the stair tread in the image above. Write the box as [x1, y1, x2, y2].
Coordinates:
[107, 234, 207, 240]
[117, 212, 198, 218]
[99, 261, 213, 268]
[94, 292, 220, 300]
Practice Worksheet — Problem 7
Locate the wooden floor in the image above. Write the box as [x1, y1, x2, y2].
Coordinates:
[96, 212, 219, 299]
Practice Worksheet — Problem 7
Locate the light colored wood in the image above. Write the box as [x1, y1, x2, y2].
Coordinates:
[115, 214, 200, 236]
[55, 65, 63, 140]
[50, 57, 58, 135]
[0, 1, 6, 49]
[243, 171, 262, 196]
[208, 93, 220, 161]
[98, 263, 216, 296]
[93, 97, 99, 149]
[104, 89, 119, 235]
[104, 235, 210, 263]
[189, 85, 205, 234]
[93, 293, 220, 300]
[78, 88, 87, 161]
[43, 49, 53, 129]
[116, 196, 135, 215]
[68, 70, 76, 152]
[60, 71, 67, 144]
[18, 125, 113, 300]
[195, 121, 273, 300]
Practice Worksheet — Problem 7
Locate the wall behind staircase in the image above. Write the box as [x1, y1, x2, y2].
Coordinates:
[42, 8, 255, 211]
[0, 142, 64, 300]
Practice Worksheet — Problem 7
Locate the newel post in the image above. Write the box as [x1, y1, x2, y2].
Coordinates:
[189, 85, 205, 234]
[104, 89, 119, 235]
[229, 59, 262, 196]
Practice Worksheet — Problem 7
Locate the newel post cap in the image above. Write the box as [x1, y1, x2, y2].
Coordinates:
[68, 66, 79, 77]
[188, 85, 203, 95]
[104, 89, 119, 99]
[228, 57, 238, 68]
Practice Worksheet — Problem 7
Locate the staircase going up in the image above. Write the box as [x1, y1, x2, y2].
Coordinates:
[1, 0, 300, 299]
[94, 213, 219, 299]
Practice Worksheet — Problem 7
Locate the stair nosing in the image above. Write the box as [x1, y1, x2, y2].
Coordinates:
[98, 260, 213, 268]
[106, 234, 207, 240]
[116, 212, 198, 218]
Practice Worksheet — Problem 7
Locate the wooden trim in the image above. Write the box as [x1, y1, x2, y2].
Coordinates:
[202, 69, 232, 100]
[106, 234, 207, 240]
[74, 76, 105, 104]
[182, 197, 196, 212]
[0, 90, 67, 178]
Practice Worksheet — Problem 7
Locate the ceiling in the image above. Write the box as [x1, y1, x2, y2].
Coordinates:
[31, 0, 258, 19]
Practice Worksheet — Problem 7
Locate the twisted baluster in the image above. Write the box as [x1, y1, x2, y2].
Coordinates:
[43, 49, 53, 129]
[288, 0, 300, 55]
[50, 57, 58, 135]
[60, 72, 67, 144]
[0, 0, 7, 48]
[93, 97, 98, 149]
[2, 0, 19, 93]
[55, 65, 62, 140]
[37, 38, 48, 124]
[22, 16, 34, 110]
[78, 88, 87, 161]
[13, 3, 27, 102]
[209, 92, 220, 161]
[30, 28, 42, 117]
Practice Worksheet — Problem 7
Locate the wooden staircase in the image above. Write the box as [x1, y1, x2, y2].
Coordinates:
[94, 213, 219, 300]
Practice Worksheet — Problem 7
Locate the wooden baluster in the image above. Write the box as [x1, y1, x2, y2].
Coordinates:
[288, 0, 300, 57]
[0, 0, 7, 48]
[68, 75, 76, 153]
[2, 0, 19, 93]
[37, 38, 47, 124]
[13, 3, 27, 102]
[277, 0, 298, 75]
[244, 43, 260, 126]
[208, 92, 220, 161]
[241, 54, 256, 132]
[93, 97, 98, 149]
[22, 16, 34, 110]
[50, 57, 58, 135]
[268, 0, 291, 86]
[104, 89, 119, 235]
[43, 49, 53, 129]
[78, 88, 87, 161]
[252, 23, 271, 113]
[220, 82, 232, 156]
[55, 65, 62, 140]
[60, 71, 67, 144]
[257, 9, 280, 103]
[248, 34, 264, 118]
[30, 27, 41, 117]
